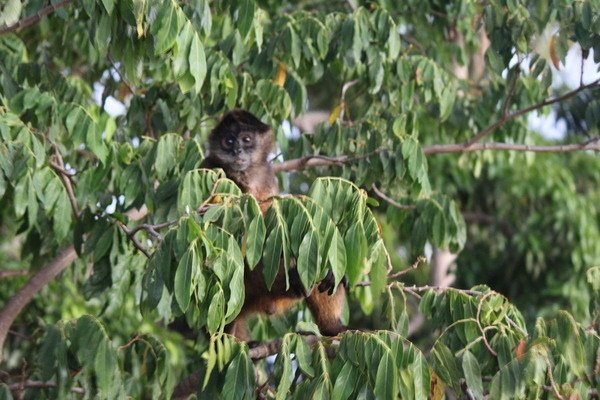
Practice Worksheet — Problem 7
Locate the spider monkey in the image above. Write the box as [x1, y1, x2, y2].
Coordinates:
[200, 109, 346, 341]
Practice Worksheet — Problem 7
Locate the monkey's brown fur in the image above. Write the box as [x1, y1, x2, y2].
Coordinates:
[200, 109, 346, 340]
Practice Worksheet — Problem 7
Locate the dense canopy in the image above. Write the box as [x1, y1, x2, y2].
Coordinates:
[0, 0, 599, 398]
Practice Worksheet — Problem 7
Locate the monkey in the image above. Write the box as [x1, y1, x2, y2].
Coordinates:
[199, 109, 277, 214]
[199, 109, 347, 341]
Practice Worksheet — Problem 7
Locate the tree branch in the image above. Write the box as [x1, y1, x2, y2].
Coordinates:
[0, 207, 148, 363]
[0, 0, 74, 36]
[272, 136, 600, 173]
[464, 78, 600, 148]
[0, 248, 77, 364]
[423, 138, 600, 154]
[273, 147, 384, 173]
[371, 185, 416, 210]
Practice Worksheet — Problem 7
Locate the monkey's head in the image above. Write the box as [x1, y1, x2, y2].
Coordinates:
[207, 109, 272, 171]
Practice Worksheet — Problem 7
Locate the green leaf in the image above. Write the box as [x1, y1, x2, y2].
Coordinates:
[72, 315, 104, 365]
[388, 25, 401, 60]
[344, 222, 367, 286]
[552, 311, 586, 377]
[245, 215, 265, 269]
[374, 352, 397, 400]
[101, 0, 115, 14]
[439, 87, 455, 120]
[173, 20, 194, 78]
[431, 342, 462, 393]
[53, 189, 72, 241]
[275, 336, 293, 400]
[298, 230, 319, 291]
[327, 229, 347, 288]
[189, 33, 207, 93]
[92, 226, 113, 263]
[294, 336, 314, 377]
[222, 349, 254, 400]
[262, 224, 283, 290]
[141, 262, 165, 316]
[462, 351, 484, 400]
[174, 247, 194, 312]
[236, 0, 255, 39]
[262, 204, 287, 290]
[154, 2, 179, 54]
[332, 362, 358, 400]
[155, 133, 180, 179]
[38, 326, 62, 381]
[26, 174, 38, 227]
[207, 286, 225, 332]
[369, 243, 387, 295]
[94, 339, 119, 396]
[94, 13, 112, 54]
[86, 121, 108, 165]
[0, 0, 22, 27]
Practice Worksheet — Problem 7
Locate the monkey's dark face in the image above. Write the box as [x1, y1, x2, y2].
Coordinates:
[211, 131, 257, 171]
[206, 109, 273, 172]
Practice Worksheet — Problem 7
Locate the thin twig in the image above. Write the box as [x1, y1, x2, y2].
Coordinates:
[504, 315, 528, 337]
[475, 292, 498, 357]
[129, 220, 178, 240]
[544, 357, 565, 400]
[371, 184, 416, 210]
[47, 161, 75, 176]
[117, 334, 141, 351]
[49, 150, 80, 217]
[0, 270, 28, 279]
[387, 256, 426, 280]
[273, 147, 384, 173]
[117, 222, 151, 258]
[399, 34, 426, 55]
[0, 0, 74, 36]
[7, 380, 85, 395]
[401, 284, 482, 296]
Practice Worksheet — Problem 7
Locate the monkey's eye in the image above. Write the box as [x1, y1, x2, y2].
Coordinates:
[222, 138, 235, 149]
[239, 132, 253, 144]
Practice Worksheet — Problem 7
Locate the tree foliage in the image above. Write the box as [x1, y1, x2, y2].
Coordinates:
[0, 0, 599, 398]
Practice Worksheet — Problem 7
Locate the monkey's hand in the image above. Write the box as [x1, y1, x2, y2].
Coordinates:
[317, 270, 348, 295]
[289, 267, 311, 297]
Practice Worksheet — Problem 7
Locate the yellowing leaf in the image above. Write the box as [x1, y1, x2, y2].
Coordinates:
[328, 104, 341, 124]
[534, 23, 560, 70]
[549, 35, 560, 70]
[137, 22, 144, 38]
[274, 63, 287, 87]
[429, 371, 445, 400]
